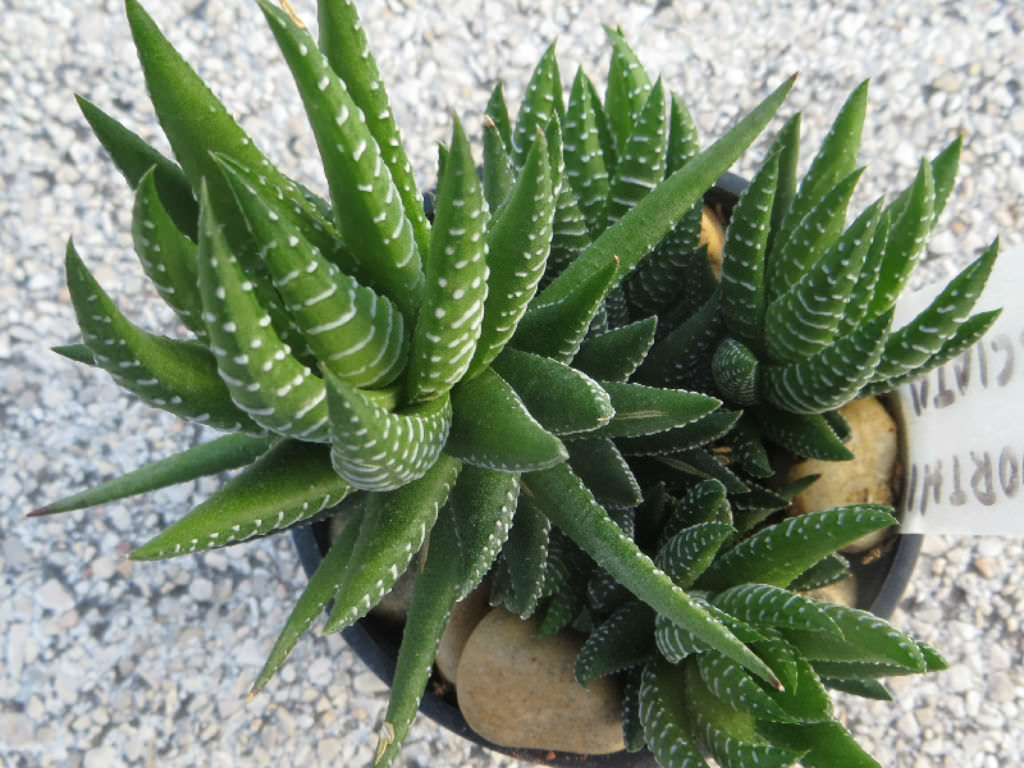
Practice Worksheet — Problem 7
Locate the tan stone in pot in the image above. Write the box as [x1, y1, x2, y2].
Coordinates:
[434, 583, 490, 686]
[786, 396, 900, 553]
[700, 205, 726, 280]
[803, 573, 858, 607]
[456, 608, 626, 754]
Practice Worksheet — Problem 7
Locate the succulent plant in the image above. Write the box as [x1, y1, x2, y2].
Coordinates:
[35, 1, 1001, 766]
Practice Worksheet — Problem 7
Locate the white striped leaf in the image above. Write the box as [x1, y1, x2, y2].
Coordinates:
[760, 308, 892, 413]
[445, 466, 520, 600]
[510, 42, 562, 168]
[545, 113, 595, 285]
[216, 154, 408, 388]
[684, 661, 805, 768]
[697, 505, 897, 591]
[655, 522, 735, 589]
[563, 68, 611, 232]
[485, 80, 513, 150]
[131, 440, 351, 560]
[325, 370, 451, 491]
[491, 347, 613, 435]
[712, 584, 842, 636]
[317, 0, 430, 259]
[131, 168, 204, 341]
[465, 131, 554, 379]
[259, 0, 424, 318]
[407, 116, 489, 402]
[65, 240, 258, 433]
[696, 652, 799, 723]
[712, 339, 761, 406]
[575, 601, 656, 686]
[493, 492, 551, 618]
[766, 168, 864, 301]
[197, 186, 330, 441]
[589, 381, 721, 439]
[446, 368, 567, 471]
[638, 661, 708, 768]
[603, 78, 668, 229]
[752, 407, 854, 461]
[481, 114, 516, 214]
[251, 494, 367, 695]
[874, 238, 997, 379]
[603, 27, 653, 157]
[323, 454, 461, 633]
[720, 152, 778, 348]
[770, 80, 868, 263]
[866, 159, 935, 317]
[764, 197, 882, 363]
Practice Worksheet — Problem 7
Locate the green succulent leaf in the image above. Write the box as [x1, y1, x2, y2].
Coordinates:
[259, 0, 424, 318]
[760, 308, 893, 413]
[656, 449, 750, 495]
[638, 661, 708, 768]
[874, 238, 998, 380]
[494, 493, 551, 618]
[30, 433, 274, 518]
[662, 480, 730, 542]
[771, 80, 868, 263]
[759, 721, 883, 768]
[575, 601, 656, 686]
[407, 116, 489, 402]
[637, 289, 723, 391]
[766, 114, 801, 256]
[482, 114, 516, 213]
[125, 0, 341, 269]
[446, 367, 567, 471]
[684, 660, 805, 768]
[525, 463, 779, 685]
[603, 27, 653, 156]
[712, 338, 761, 406]
[197, 186, 329, 441]
[510, 42, 563, 168]
[724, 415, 773, 478]
[491, 348, 613, 435]
[131, 440, 351, 560]
[216, 154, 409, 388]
[467, 135, 555, 378]
[789, 552, 850, 592]
[445, 466, 519, 600]
[751, 633, 801, 694]
[592, 381, 721, 439]
[763, 197, 882, 364]
[317, 0, 430, 259]
[132, 168, 205, 340]
[65, 240, 258, 433]
[655, 522, 735, 589]
[485, 80, 513, 149]
[75, 94, 198, 239]
[572, 316, 657, 382]
[375, 502, 464, 768]
[783, 602, 926, 671]
[512, 255, 619, 363]
[567, 438, 643, 510]
[603, 78, 668, 229]
[538, 75, 795, 310]
[251, 494, 367, 695]
[821, 677, 892, 700]
[323, 455, 461, 632]
[767, 168, 865, 301]
[622, 668, 648, 753]
[760, 654, 834, 723]
[712, 584, 843, 636]
[719, 151, 779, 349]
[618, 409, 742, 458]
[697, 505, 897, 590]
[866, 159, 935, 318]
[697, 651, 799, 723]
[860, 307, 1002, 396]
[325, 370, 451, 491]
[563, 68, 611, 232]
[752, 407, 854, 461]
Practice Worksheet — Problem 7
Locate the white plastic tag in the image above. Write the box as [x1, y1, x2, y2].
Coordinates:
[893, 245, 1024, 536]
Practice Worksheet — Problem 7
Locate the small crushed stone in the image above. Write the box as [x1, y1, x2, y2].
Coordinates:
[2, 1, 1022, 766]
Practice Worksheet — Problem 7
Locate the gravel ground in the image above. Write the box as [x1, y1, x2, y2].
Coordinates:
[3, 1, 1023, 766]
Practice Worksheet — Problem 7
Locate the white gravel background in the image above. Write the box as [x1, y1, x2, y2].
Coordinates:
[3, 1, 1023, 766]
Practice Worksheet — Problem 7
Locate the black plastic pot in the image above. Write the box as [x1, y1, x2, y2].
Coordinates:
[288, 175, 922, 766]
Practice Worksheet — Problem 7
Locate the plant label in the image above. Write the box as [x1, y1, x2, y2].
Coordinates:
[894, 245, 1024, 536]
